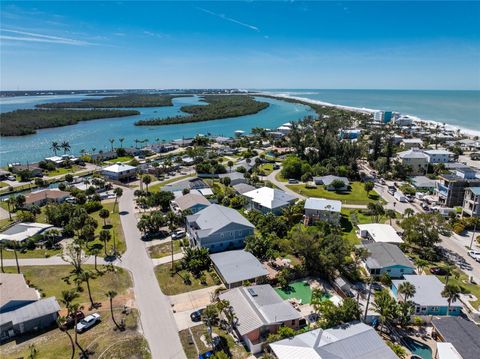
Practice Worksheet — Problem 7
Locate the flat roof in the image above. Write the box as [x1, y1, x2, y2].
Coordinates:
[357, 224, 403, 244]
[305, 198, 342, 212]
[210, 250, 268, 284]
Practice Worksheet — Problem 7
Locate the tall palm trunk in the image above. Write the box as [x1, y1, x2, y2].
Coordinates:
[85, 277, 95, 309]
[0, 244, 4, 273]
[109, 297, 121, 330]
[94, 254, 98, 272]
[13, 243, 20, 273]
[74, 317, 87, 358]
[65, 328, 75, 359]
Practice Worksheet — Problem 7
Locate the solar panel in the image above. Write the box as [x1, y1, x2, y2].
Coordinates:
[247, 288, 258, 297]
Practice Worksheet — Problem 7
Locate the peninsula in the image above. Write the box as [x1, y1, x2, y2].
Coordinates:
[135, 95, 269, 126]
[0, 109, 140, 136]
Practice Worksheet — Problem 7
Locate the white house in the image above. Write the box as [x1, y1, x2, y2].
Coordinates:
[243, 187, 296, 214]
[424, 149, 454, 164]
[101, 163, 137, 181]
[357, 223, 403, 244]
[304, 198, 342, 225]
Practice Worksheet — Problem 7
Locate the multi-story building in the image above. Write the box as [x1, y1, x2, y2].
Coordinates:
[462, 187, 480, 217]
[424, 149, 454, 164]
[436, 168, 480, 207]
[397, 149, 429, 175]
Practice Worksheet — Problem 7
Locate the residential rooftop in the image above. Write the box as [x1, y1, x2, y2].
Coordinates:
[305, 198, 342, 212]
[210, 250, 268, 285]
[432, 317, 480, 359]
[363, 242, 414, 270]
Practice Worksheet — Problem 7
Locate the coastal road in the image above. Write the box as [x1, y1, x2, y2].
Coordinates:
[119, 187, 186, 359]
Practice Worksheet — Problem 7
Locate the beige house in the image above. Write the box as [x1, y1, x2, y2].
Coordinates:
[397, 149, 429, 175]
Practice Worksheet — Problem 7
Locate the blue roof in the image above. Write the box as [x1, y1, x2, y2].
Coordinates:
[469, 187, 480, 195]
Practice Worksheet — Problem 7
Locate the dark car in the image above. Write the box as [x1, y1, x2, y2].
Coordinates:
[430, 267, 447, 276]
[198, 351, 213, 359]
[190, 308, 204, 322]
[63, 310, 85, 329]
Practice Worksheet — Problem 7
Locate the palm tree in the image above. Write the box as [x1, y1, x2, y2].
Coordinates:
[109, 138, 115, 151]
[88, 245, 102, 272]
[372, 289, 397, 332]
[415, 258, 429, 274]
[404, 208, 414, 218]
[227, 160, 233, 173]
[166, 211, 180, 270]
[441, 284, 461, 315]
[119, 137, 125, 148]
[441, 264, 455, 286]
[6, 196, 15, 221]
[70, 302, 87, 357]
[13, 241, 20, 273]
[99, 230, 111, 256]
[112, 187, 123, 213]
[80, 271, 96, 309]
[385, 209, 396, 225]
[106, 290, 123, 331]
[99, 208, 110, 227]
[91, 147, 96, 154]
[57, 316, 75, 359]
[50, 141, 60, 156]
[61, 141, 71, 154]
[0, 242, 4, 273]
[142, 175, 152, 193]
[398, 282, 416, 301]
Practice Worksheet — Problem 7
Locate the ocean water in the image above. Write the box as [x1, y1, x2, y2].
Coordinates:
[0, 95, 315, 166]
[264, 89, 480, 132]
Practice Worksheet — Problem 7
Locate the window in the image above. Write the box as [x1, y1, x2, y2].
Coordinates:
[291, 320, 296, 325]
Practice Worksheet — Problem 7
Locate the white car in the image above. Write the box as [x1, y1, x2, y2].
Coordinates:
[171, 229, 186, 240]
[468, 250, 480, 262]
[76, 313, 101, 333]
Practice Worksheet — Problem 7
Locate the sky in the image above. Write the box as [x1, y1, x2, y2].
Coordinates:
[1, 1, 479, 90]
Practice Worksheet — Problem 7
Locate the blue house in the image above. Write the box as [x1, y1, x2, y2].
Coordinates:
[186, 204, 255, 253]
[363, 242, 415, 278]
[392, 275, 462, 316]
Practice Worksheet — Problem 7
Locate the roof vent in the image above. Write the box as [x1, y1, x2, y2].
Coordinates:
[247, 288, 258, 297]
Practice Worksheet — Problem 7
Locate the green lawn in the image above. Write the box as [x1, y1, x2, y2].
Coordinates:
[258, 163, 274, 175]
[0, 181, 8, 188]
[105, 156, 134, 164]
[90, 201, 126, 254]
[340, 208, 388, 244]
[149, 174, 194, 192]
[154, 262, 219, 295]
[0, 308, 150, 359]
[1, 248, 62, 259]
[45, 165, 81, 177]
[3, 265, 132, 307]
[287, 181, 381, 205]
[148, 240, 182, 258]
[275, 171, 287, 182]
[179, 324, 249, 359]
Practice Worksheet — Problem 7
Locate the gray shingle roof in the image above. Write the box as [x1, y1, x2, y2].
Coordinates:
[269, 322, 398, 359]
[232, 183, 256, 194]
[210, 250, 268, 285]
[363, 243, 415, 270]
[0, 297, 60, 326]
[186, 204, 254, 238]
[219, 285, 301, 336]
[432, 317, 480, 359]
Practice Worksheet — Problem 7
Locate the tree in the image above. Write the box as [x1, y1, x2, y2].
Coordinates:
[119, 137, 125, 148]
[6, 196, 15, 221]
[331, 179, 346, 191]
[404, 208, 414, 218]
[142, 174, 152, 193]
[385, 209, 396, 225]
[112, 187, 123, 213]
[181, 247, 211, 276]
[65, 174, 74, 183]
[99, 230, 111, 256]
[70, 302, 87, 357]
[57, 316, 75, 359]
[367, 202, 385, 223]
[109, 138, 115, 151]
[441, 284, 461, 315]
[244, 234, 275, 261]
[312, 293, 360, 328]
[372, 289, 398, 332]
[99, 208, 110, 227]
[50, 141, 60, 156]
[62, 242, 89, 274]
[202, 304, 219, 349]
[80, 271, 96, 309]
[88, 244, 103, 271]
[401, 213, 447, 253]
[364, 181, 374, 197]
[397, 282, 416, 301]
[227, 160, 233, 173]
[106, 290, 123, 331]
[61, 141, 71, 154]
[415, 258, 429, 274]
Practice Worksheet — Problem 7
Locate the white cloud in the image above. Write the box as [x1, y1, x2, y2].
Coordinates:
[0, 28, 96, 46]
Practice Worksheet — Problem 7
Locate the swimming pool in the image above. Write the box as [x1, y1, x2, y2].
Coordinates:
[403, 337, 432, 359]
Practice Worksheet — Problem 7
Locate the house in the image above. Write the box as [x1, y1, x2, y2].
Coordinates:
[90, 150, 118, 161]
[410, 176, 436, 192]
[171, 138, 194, 147]
[44, 154, 78, 165]
[462, 187, 480, 217]
[219, 285, 302, 354]
[304, 198, 342, 225]
[338, 129, 361, 140]
[232, 183, 256, 195]
[101, 163, 137, 181]
[432, 317, 480, 359]
[313, 175, 350, 191]
[186, 204, 254, 252]
[173, 193, 210, 214]
[218, 172, 246, 186]
[0, 273, 39, 313]
[215, 136, 234, 145]
[243, 187, 297, 214]
[424, 149, 454, 164]
[0, 297, 60, 342]
[391, 275, 462, 316]
[397, 149, 429, 175]
[163, 177, 209, 194]
[401, 138, 423, 149]
[10, 164, 43, 177]
[357, 223, 403, 244]
[394, 115, 414, 127]
[362, 242, 415, 278]
[24, 189, 70, 208]
[436, 170, 480, 207]
[269, 321, 397, 359]
[0, 222, 54, 244]
[210, 250, 268, 288]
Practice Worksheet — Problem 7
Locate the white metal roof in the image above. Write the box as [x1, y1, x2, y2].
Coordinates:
[357, 223, 403, 244]
[305, 198, 342, 213]
[102, 163, 136, 173]
[243, 187, 296, 209]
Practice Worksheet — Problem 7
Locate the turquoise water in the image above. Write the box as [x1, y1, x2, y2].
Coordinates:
[0, 95, 315, 166]
[264, 89, 480, 132]
[403, 337, 432, 359]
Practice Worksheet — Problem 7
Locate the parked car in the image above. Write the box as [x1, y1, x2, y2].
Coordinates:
[387, 186, 396, 195]
[62, 310, 85, 329]
[76, 313, 101, 333]
[198, 351, 213, 359]
[190, 308, 204, 322]
[7, 175, 16, 181]
[288, 178, 299, 184]
[380, 178, 386, 185]
[171, 229, 186, 240]
[468, 250, 480, 262]
[273, 164, 280, 170]
[430, 267, 447, 276]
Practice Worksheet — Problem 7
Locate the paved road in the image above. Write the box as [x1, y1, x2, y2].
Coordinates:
[119, 187, 186, 359]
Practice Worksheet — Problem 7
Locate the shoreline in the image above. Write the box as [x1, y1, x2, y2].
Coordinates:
[260, 91, 480, 138]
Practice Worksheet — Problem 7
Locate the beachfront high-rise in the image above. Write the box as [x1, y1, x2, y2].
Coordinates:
[373, 110, 393, 123]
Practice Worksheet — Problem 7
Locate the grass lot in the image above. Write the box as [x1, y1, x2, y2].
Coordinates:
[91, 201, 126, 254]
[340, 208, 387, 244]
[45, 165, 82, 177]
[105, 156, 134, 164]
[0, 308, 150, 359]
[148, 240, 182, 258]
[0, 181, 8, 188]
[275, 171, 287, 182]
[258, 163, 274, 176]
[179, 324, 249, 359]
[150, 174, 194, 192]
[1, 248, 62, 259]
[0, 218, 14, 230]
[287, 181, 381, 205]
[154, 262, 219, 295]
[3, 265, 132, 307]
